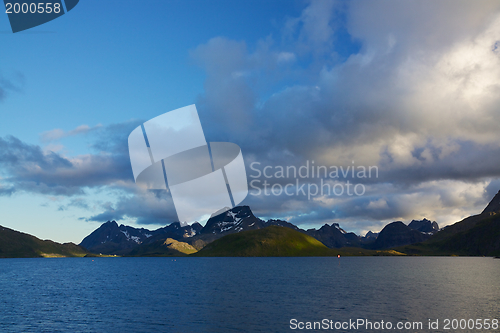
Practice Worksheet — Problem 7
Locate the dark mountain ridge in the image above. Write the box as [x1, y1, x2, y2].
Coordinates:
[482, 190, 500, 215]
[401, 190, 500, 256]
[80, 205, 443, 255]
[80, 220, 202, 255]
[306, 223, 362, 248]
[0, 225, 87, 258]
[408, 218, 439, 234]
[372, 221, 431, 249]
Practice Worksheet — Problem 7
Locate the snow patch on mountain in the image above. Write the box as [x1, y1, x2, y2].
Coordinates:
[120, 230, 141, 244]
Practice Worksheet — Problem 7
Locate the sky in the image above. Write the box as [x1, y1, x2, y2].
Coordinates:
[1, 0, 500, 243]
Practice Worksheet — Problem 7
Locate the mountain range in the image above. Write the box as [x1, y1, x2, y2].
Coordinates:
[79, 202, 446, 256]
[2, 190, 499, 257]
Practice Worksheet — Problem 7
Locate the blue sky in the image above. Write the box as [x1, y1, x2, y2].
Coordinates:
[1, 0, 500, 243]
[0, 1, 299, 144]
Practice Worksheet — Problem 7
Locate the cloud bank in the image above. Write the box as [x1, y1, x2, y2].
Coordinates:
[190, 0, 500, 229]
[2, 0, 500, 233]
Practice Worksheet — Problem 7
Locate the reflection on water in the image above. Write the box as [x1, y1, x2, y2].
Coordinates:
[0, 257, 498, 332]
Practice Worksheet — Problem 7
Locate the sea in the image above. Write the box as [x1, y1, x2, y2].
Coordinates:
[0, 257, 498, 332]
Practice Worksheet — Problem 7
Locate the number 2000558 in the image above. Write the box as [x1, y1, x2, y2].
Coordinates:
[5, 3, 61, 14]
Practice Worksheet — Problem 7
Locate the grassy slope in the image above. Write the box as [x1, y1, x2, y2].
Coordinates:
[0, 225, 88, 258]
[128, 238, 197, 257]
[193, 226, 405, 257]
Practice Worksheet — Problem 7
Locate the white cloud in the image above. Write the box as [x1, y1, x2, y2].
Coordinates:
[190, 0, 500, 230]
[276, 52, 296, 64]
[40, 124, 103, 142]
[367, 199, 388, 210]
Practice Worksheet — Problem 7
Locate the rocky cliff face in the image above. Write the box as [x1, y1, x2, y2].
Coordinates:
[372, 221, 431, 249]
[408, 218, 439, 234]
[482, 190, 500, 215]
[306, 223, 361, 248]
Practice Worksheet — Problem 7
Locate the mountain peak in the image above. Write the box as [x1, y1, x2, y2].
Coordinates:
[482, 190, 500, 215]
[200, 206, 264, 235]
[100, 221, 118, 229]
[408, 218, 439, 233]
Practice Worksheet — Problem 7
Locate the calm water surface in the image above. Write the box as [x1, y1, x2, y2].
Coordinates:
[0, 257, 498, 332]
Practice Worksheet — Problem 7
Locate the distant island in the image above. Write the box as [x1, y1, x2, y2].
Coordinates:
[1, 190, 500, 258]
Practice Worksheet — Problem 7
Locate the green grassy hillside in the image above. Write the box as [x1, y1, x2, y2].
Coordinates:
[0, 225, 88, 258]
[193, 226, 405, 257]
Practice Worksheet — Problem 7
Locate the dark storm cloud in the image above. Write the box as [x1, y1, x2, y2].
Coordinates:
[0, 136, 72, 169]
[0, 123, 136, 196]
[189, 0, 500, 229]
[378, 141, 500, 185]
[91, 120, 142, 156]
[192, 1, 500, 165]
[0, 186, 15, 196]
[85, 190, 178, 225]
[0, 119, 183, 225]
